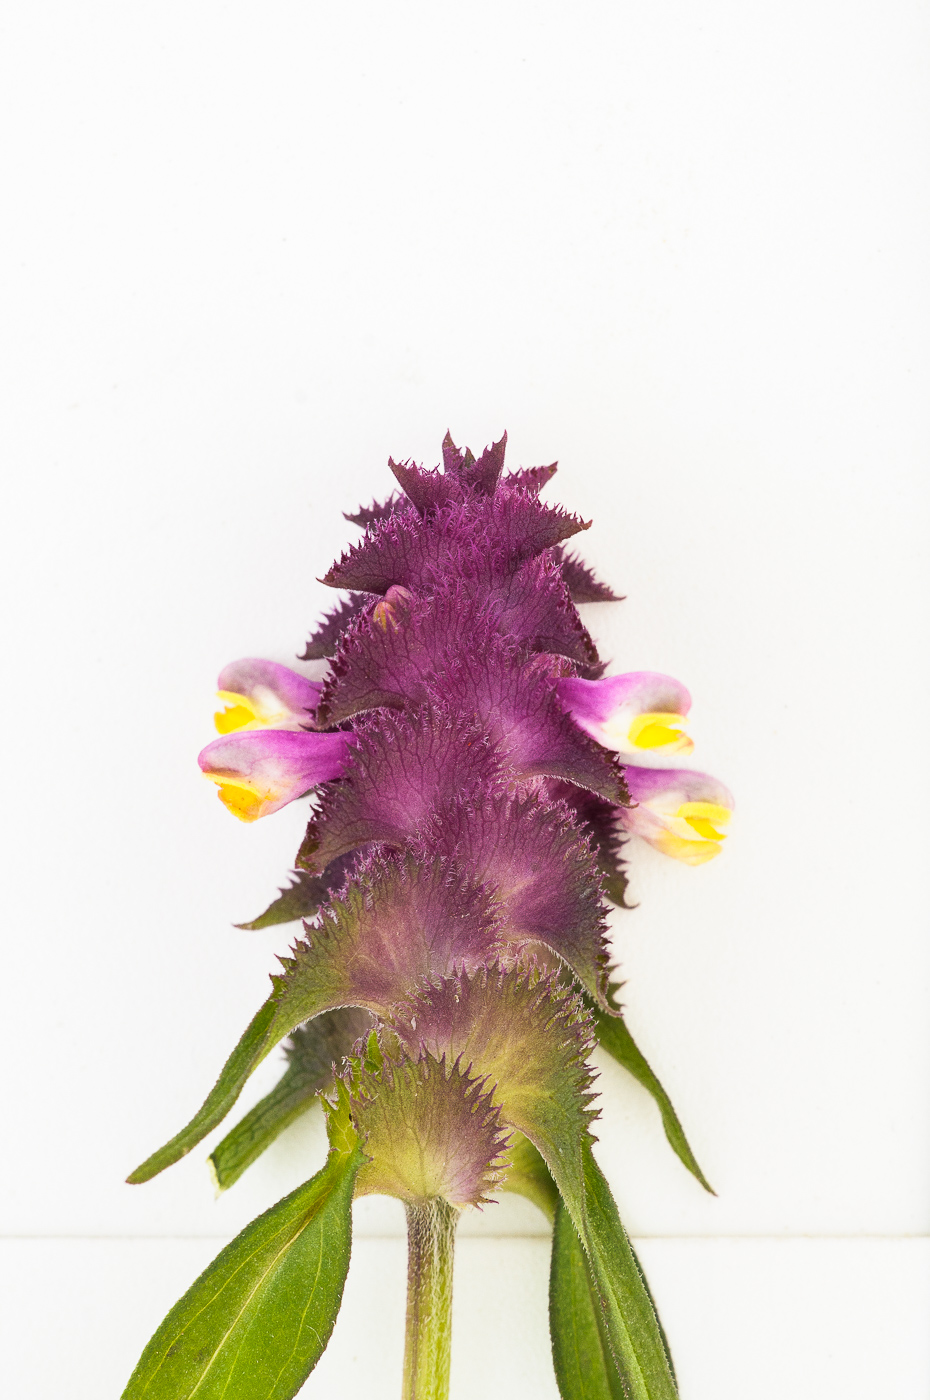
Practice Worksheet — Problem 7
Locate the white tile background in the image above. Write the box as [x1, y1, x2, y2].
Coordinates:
[1, 1, 927, 1395]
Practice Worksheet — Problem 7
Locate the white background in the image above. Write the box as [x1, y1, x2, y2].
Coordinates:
[2, 2, 928, 1396]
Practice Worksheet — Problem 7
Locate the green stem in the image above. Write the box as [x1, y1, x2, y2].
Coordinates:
[402, 1198, 458, 1400]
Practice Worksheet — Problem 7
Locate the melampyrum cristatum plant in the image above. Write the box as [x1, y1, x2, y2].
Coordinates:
[123, 434, 732, 1400]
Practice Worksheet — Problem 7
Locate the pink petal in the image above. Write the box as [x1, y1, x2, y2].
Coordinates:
[622, 766, 733, 809]
[216, 658, 322, 720]
[199, 728, 355, 819]
[557, 672, 691, 730]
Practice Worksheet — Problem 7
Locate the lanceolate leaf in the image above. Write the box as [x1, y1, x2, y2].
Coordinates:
[209, 1056, 322, 1191]
[129, 855, 500, 1184]
[577, 1146, 678, 1400]
[209, 1008, 373, 1191]
[550, 1200, 679, 1400]
[127, 1000, 281, 1184]
[127, 932, 365, 1184]
[499, 1131, 559, 1224]
[550, 1199, 627, 1400]
[627, 1237, 678, 1387]
[593, 1005, 714, 1194]
[122, 1143, 364, 1400]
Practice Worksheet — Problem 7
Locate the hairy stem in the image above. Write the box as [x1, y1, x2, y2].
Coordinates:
[402, 1198, 458, 1400]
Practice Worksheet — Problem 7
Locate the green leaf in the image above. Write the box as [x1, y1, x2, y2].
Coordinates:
[500, 1131, 559, 1224]
[627, 1237, 677, 1387]
[122, 1142, 364, 1400]
[209, 1067, 322, 1190]
[210, 1009, 373, 1191]
[127, 965, 360, 1183]
[130, 853, 502, 1184]
[127, 999, 283, 1184]
[592, 1005, 714, 1194]
[234, 870, 331, 930]
[576, 1145, 678, 1400]
[550, 1200, 627, 1400]
[550, 1197, 678, 1400]
[127, 971, 348, 1184]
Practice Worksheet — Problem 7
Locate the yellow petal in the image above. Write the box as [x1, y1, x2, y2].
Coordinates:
[216, 785, 263, 821]
[214, 690, 262, 734]
[628, 711, 693, 752]
[203, 771, 267, 822]
[651, 830, 724, 865]
[677, 801, 731, 842]
[214, 705, 258, 734]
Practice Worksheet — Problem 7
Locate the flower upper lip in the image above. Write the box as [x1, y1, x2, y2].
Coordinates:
[556, 670, 694, 763]
[213, 658, 323, 734]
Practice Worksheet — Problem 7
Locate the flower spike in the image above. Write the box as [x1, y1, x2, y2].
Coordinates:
[127, 432, 728, 1400]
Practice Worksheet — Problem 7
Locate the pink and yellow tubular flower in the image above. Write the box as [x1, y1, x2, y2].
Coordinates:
[199, 728, 355, 822]
[556, 671, 693, 762]
[200, 658, 353, 821]
[213, 658, 323, 734]
[620, 766, 734, 865]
